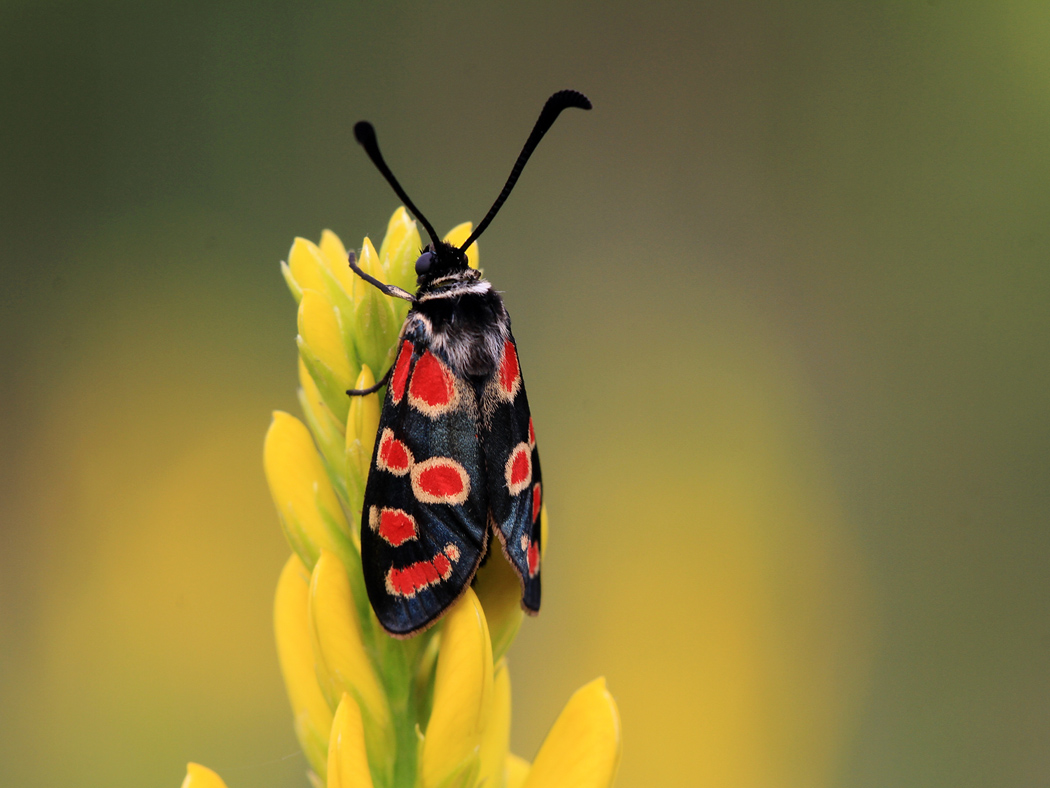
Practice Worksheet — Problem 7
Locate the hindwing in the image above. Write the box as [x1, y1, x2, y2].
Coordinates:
[481, 335, 543, 613]
[361, 327, 487, 636]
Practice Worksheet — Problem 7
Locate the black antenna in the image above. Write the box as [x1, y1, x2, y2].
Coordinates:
[461, 90, 592, 251]
[353, 121, 441, 247]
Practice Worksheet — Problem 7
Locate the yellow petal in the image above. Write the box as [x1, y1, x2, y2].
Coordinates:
[299, 290, 354, 389]
[522, 678, 622, 788]
[180, 763, 228, 788]
[379, 206, 423, 291]
[506, 754, 531, 788]
[328, 693, 375, 788]
[422, 587, 494, 788]
[477, 659, 512, 788]
[274, 554, 334, 780]
[288, 237, 329, 294]
[264, 412, 351, 569]
[320, 229, 357, 294]
[309, 551, 393, 778]
[473, 544, 524, 662]
[353, 237, 383, 303]
[443, 221, 479, 269]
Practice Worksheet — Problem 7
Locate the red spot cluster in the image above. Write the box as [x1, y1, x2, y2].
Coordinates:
[409, 351, 456, 412]
[385, 545, 458, 597]
[377, 429, 412, 475]
[377, 508, 416, 546]
[498, 340, 520, 398]
[391, 341, 413, 403]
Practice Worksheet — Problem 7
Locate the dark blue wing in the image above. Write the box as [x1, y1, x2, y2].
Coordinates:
[481, 335, 542, 613]
[360, 326, 488, 636]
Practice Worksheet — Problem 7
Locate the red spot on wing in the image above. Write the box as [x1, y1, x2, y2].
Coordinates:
[419, 465, 464, 498]
[498, 340, 520, 398]
[532, 483, 542, 523]
[527, 541, 540, 576]
[511, 451, 530, 485]
[409, 351, 455, 409]
[377, 428, 413, 475]
[505, 443, 532, 496]
[385, 546, 459, 598]
[411, 458, 470, 505]
[528, 417, 536, 448]
[378, 509, 416, 546]
[391, 341, 413, 403]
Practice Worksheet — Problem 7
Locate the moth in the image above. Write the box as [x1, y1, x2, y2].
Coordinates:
[347, 90, 591, 637]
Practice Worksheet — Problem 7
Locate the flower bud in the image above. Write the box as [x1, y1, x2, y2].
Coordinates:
[319, 229, 358, 295]
[327, 693, 375, 788]
[421, 587, 494, 788]
[309, 550, 393, 783]
[180, 763, 227, 788]
[264, 412, 353, 570]
[378, 207, 422, 292]
[298, 290, 356, 423]
[274, 555, 334, 779]
[477, 659, 512, 788]
[522, 678, 622, 788]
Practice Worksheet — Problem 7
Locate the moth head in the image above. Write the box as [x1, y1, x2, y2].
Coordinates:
[415, 241, 469, 283]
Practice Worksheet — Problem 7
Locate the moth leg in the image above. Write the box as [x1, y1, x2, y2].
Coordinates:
[348, 250, 416, 303]
[347, 364, 393, 396]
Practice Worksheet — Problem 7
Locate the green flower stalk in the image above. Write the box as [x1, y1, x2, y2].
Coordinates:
[180, 208, 621, 788]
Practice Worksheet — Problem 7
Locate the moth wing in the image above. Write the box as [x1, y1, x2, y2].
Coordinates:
[361, 330, 488, 637]
[481, 335, 543, 613]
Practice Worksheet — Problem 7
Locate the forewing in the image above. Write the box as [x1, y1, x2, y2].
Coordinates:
[482, 335, 543, 613]
[361, 329, 488, 636]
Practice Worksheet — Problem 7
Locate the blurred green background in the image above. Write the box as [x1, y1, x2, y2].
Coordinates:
[2, 2, 1049, 786]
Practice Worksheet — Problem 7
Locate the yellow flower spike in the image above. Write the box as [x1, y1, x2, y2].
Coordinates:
[422, 587, 494, 788]
[443, 222, 480, 270]
[346, 364, 381, 495]
[477, 659, 513, 788]
[298, 289, 355, 390]
[473, 545, 525, 663]
[264, 412, 353, 570]
[319, 229, 358, 294]
[275, 555, 334, 780]
[309, 550, 394, 782]
[505, 754, 531, 788]
[288, 237, 330, 295]
[522, 678, 622, 788]
[328, 693, 375, 788]
[180, 763, 228, 788]
[378, 206, 423, 292]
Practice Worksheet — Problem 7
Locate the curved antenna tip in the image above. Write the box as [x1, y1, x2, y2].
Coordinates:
[353, 121, 375, 146]
[550, 89, 592, 112]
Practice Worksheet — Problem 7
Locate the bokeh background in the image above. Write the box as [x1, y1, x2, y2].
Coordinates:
[2, 2, 1049, 787]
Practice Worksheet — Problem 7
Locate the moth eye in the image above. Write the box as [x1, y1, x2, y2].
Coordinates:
[415, 252, 433, 275]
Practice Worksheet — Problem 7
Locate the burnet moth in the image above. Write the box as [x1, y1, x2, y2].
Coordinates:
[346, 90, 591, 637]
